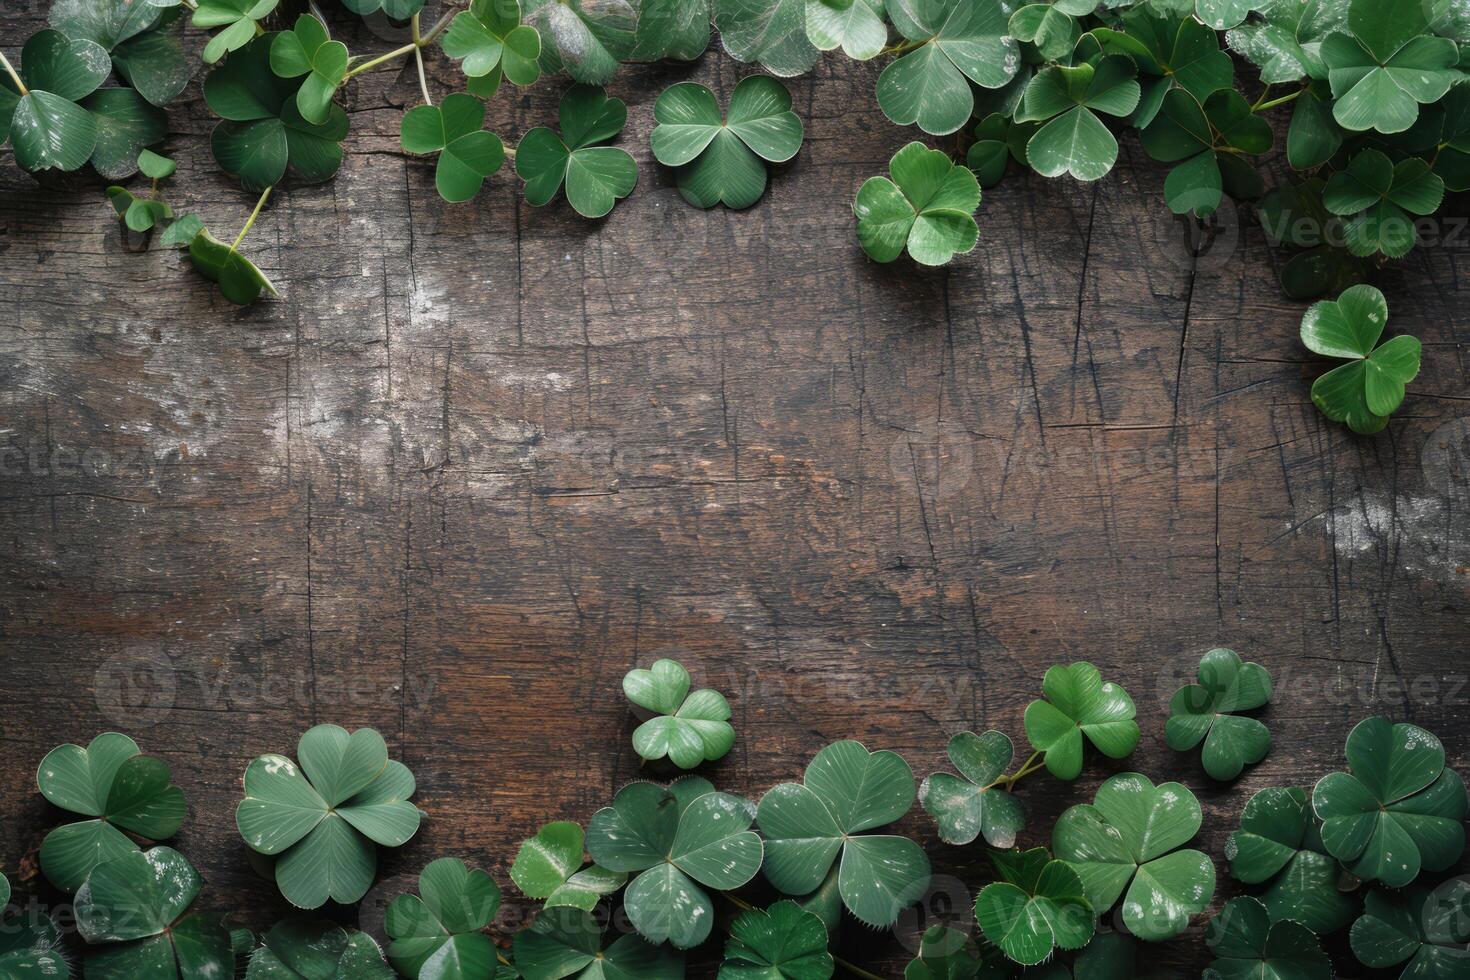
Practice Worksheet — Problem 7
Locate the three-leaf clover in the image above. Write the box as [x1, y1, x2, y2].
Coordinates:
[1350, 882, 1470, 979]
[586, 778, 763, 948]
[442, 0, 542, 88]
[1095, 9, 1234, 124]
[1300, 284, 1422, 434]
[1321, 0, 1459, 133]
[757, 740, 932, 929]
[877, 0, 1020, 136]
[510, 821, 626, 911]
[522, 0, 636, 85]
[1052, 772, 1216, 941]
[235, 724, 422, 909]
[387, 858, 501, 980]
[719, 900, 834, 980]
[651, 76, 804, 210]
[518, 85, 638, 219]
[48, 0, 191, 108]
[807, 0, 887, 61]
[1312, 715, 1467, 887]
[1165, 647, 1272, 781]
[1204, 897, 1331, 980]
[620, 658, 734, 768]
[1323, 148, 1445, 258]
[974, 848, 1095, 966]
[401, 93, 507, 203]
[270, 15, 349, 127]
[1016, 56, 1141, 181]
[919, 730, 1025, 847]
[1225, 786, 1355, 934]
[75, 846, 235, 977]
[854, 142, 981, 267]
[248, 917, 396, 978]
[716, 0, 820, 77]
[513, 906, 683, 980]
[193, 0, 280, 65]
[36, 732, 185, 892]
[1141, 89, 1272, 218]
[0, 29, 110, 173]
[1023, 662, 1140, 780]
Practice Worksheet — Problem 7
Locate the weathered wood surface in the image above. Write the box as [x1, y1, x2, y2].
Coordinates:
[1, 6, 1468, 975]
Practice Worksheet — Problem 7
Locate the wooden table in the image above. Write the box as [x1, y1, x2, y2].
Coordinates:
[1, 9, 1467, 975]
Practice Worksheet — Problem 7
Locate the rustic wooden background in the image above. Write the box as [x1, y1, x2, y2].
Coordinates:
[2, 5, 1468, 975]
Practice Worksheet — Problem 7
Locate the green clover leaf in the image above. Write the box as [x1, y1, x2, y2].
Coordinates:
[919, 730, 1025, 847]
[188, 226, 279, 304]
[903, 925, 1004, 979]
[877, 0, 1019, 136]
[634, 0, 713, 60]
[1052, 772, 1216, 941]
[162, 212, 206, 249]
[1257, 177, 1373, 300]
[0, 29, 111, 174]
[854, 141, 980, 266]
[139, 147, 175, 179]
[975, 848, 1095, 966]
[1350, 881, 1470, 979]
[442, 0, 542, 86]
[757, 740, 931, 929]
[651, 76, 804, 210]
[1016, 56, 1140, 181]
[716, 0, 819, 77]
[1204, 896, 1331, 980]
[1224, 787, 1355, 935]
[523, 0, 636, 84]
[0, 912, 65, 976]
[1009, 4, 1084, 64]
[49, 0, 191, 108]
[1321, 0, 1458, 133]
[967, 113, 1011, 188]
[1312, 715, 1467, 887]
[621, 658, 733, 768]
[343, 0, 427, 19]
[386, 858, 501, 980]
[1141, 89, 1272, 218]
[36, 732, 186, 892]
[587, 778, 763, 948]
[1323, 148, 1445, 258]
[1164, 647, 1273, 781]
[1094, 9, 1234, 126]
[76, 846, 235, 978]
[807, 0, 887, 61]
[517, 84, 638, 219]
[108, 185, 173, 232]
[246, 917, 396, 979]
[401, 93, 506, 203]
[510, 821, 627, 910]
[719, 900, 833, 980]
[270, 15, 350, 126]
[235, 724, 422, 909]
[85, 86, 169, 180]
[1284, 83, 1342, 170]
[1224, 0, 1347, 84]
[1023, 662, 1140, 780]
[1195, 0, 1269, 30]
[513, 906, 683, 980]
[193, 0, 280, 65]
[1300, 284, 1421, 433]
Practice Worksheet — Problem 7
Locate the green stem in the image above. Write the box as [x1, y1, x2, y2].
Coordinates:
[231, 185, 273, 253]
[0, 52, 28, 96]
[422, 8, 457, 44]
[992, 750, 1043, 790]
[1253, 88, 1304, 113]
[347, 42, 419, 78]
[834, 956, 888, 980]
[412, 14, 432, 105]
[880, 38, 926, 57]
[1250, 83, 1272, 110]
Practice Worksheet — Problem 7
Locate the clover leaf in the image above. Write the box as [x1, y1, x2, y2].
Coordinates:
[1053, 772, 1216, 941]
[1321, 0, 1459, 133]
[186, 225, 279, 305]
[162, 213, 205, 248]
[0, 912, 65, 976]
[807, 0, 887, 61]
[523, 0, 636, 84]
[757, 740, 931, 929]
[386, 858, 500, 980]
[1323, 148, 1445, 258]
[1195, 0, 1269, 31]
[193, 0, 280, 65]
[1258, 177, 1373, 300]
[517, 85, 638, 219]
[854, 142, 980, 266]
[1225, 786, 1355, 934]
[511, 821, 626, 910]
[1023, 662, 1140, 780]
[919, 730, 1025, 847]
[85, 86, 169, 180]
[1016, 56, 1140, 181]
[108, 185, 172, 232]
[270, 15, 349, 126]
[247, 917, 396, 979]
[442, 0, 542, 87]
[1312, 715, 1467, 887]
[1204, 897, 1331, 980]
[621, 657, 733, 768]
[1094, 9, 1234, 125]
[49, 0, 190, 107]
[1351, 881, 1470, 979]
[651, 76, 804, 210]
[1009, 3, 1086, 64]
[236, 724, 422, 909]
[1141, 89, 1272, 218]
[512, 906, 683, 980]
[1300, 284, 1422, 433]
[36, 732, 186, 892]
[1165, 647, 1273, 781]
[76, 846, 235, 978]
[719, 900, 833, 980]
[0, 29, 110, 173]
[975, 848, 1095, 966]
[1225, 0, 1347, 84]
[903, 925, 997, 979]
[877, 0, 1019, 136]
[633, 0, 712, 61]
[586, 778, 763, 948]
[139, 147, 175, 179]
[967, 114, 1011, 188]
[343, 0, 426, 19]
[401, 93, 506, 203]
[716, 0, 819, 77]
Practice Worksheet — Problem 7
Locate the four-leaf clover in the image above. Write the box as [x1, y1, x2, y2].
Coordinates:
[1225, 786, 1355, 934]
[719, 900, 834, 980]
[1323, 148, 1445, 258]
[387, 858, 501, 980]
[1024, 662, 1140, 780]
[1164, 647, 1273, 781]
[919, 730, 1025, 847]
[510, 820, 627, 911]
[974, 848, 1095, 966]
[401, 93, 507, 203]
[1204, 896, 1331, 980]
[0, 29, 110, 173]
[854, 141, 981, 266]
[1300, 284, 1422, 434]
[518, 85, 638, 219]
[877, 0, 1020, 136]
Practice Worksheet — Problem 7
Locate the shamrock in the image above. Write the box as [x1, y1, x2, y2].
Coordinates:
[84, 86, 169, 180]
[247, 917, 396, 978]
[719, 900, 833, 980]
[1312, 715, 1467, 887]
[757, 740, 931, 929]
[1321, 0, 1459, 133]
[1015, 56, 1141, 181]
[511, 821, 626, 911]
[343, 0, 426, 19]
[187, 225, 280, 305]
[193, 0, 280, 65]
[974, 848, 1095, 966]
[75, 846, 235, 977]
[522, 0, 636, 85]
[1164, 647, 1273, 781]
[650, 76, 804, 210]
[386, 858, 501, 980]
[108, 184, 172, 232]
[1225, 0, 1347, 84]
[1323, 148, 1445, 258]
[620, 657, 733, 768]
[1094, 9, 1234, 126]
[716, 0, 820, 77]
[205, 35, 349, 192]
[401, 94, 507, 203]
[517, 85, 638, 219]
[36, 732, 185, 892]
[633, 0, 712, 61]
[1052, 772, 1216, 941]
[1141, 90, 1272, 218]
[441, 0, 542, 88]
[270, 15, 349, 126]
[235, 724, 422, 909]
[0, 913, 65, 976]
[854, 142, 981, 267]
[919, 730, 1025, 847]
[1300, 284, 1422, 434]
[807, 0, 887, 61]
[967, 114, 1011, 189]
[0, 29, 110, 173]
[877, 0, 1019, 136]
[1225, 786, 1355, 934]
[1350, 882, 1470, 979]
[512, 906, 683, 980]
[586, 777, 763, 948]
[1023, 662, 1140, 780]
[1204, 897, 1331, 980]
[48, 0, 191, 107]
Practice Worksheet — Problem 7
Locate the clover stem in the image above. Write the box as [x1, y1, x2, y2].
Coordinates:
[879, 38, 926, 57]
[720, 890, 756, 913]
[1252, 87, 1304, 113]
[421, 8, 456, 44]
[412, 14, 432, 105]
[992, 750, 1043, 790]
[0, 53, 28, 97]
[231, 185, 273, 254]
[347, 43, 419, 78]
